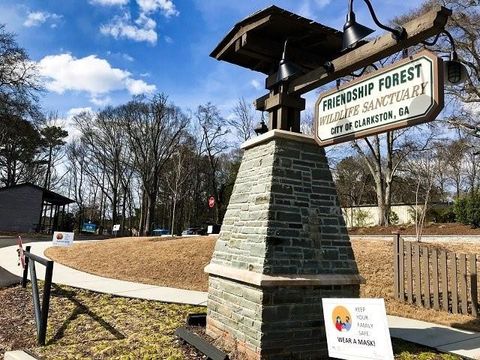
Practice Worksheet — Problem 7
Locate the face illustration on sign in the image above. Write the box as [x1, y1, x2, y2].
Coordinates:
[56, 233, 63, 240]
[332, 306, 352, 332]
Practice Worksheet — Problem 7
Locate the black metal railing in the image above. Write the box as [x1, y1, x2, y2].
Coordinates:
[22, 246, 54, 346]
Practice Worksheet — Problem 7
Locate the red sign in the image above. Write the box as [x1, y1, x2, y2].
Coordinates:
[208, 196, 215, 208]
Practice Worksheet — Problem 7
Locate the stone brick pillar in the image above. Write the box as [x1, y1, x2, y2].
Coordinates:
[205, 130, 363, 360]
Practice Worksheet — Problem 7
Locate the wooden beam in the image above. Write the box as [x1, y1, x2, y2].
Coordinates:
[254, 93, 270, 111]
[288, 5, 452, 96]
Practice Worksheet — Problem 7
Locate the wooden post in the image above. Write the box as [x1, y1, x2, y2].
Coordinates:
[459, 254, 468, 315]
[414, 243, 422, 306]
[399, 237, 405, 301]
[432, 249, 440, 310]
[406, 243, 413, 304]
[469, 254, 478, 317]
[422, 247, 431, 309]
[440, 251, 449, 312]
[393, 233, 400, 300]
[451, 253, 459, 314]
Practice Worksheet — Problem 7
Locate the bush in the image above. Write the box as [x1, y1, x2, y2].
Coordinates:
[426, 206, 456, 223]
[454, 197, 468, 224]
[353, 209, 371, 227]
[388, 210, 399, 225]
[454, 193, 480, 227]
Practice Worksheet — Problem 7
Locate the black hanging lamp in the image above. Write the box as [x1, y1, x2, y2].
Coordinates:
[342, 0, 406, 51]
[443, 32, 468, 85]
[275, 39, 303, 84]
[254, 111, 268, 136]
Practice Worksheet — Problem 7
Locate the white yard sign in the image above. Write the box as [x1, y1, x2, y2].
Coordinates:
[322, 298, 394, 360]
[52, 231, 74, 247]
[314, 50, 443, 146]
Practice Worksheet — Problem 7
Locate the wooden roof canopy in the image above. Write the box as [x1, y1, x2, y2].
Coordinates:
[210, 5, 352, 76]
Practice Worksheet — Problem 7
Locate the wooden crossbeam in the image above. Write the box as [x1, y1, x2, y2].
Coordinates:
[287, 5, 451, 96]
[255, 5, 452, 111]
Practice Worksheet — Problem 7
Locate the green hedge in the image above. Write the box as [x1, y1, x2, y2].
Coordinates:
[454, 193, 480, 227]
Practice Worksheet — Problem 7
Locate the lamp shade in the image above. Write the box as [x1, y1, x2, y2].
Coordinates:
[254, 120, 269, 135]
[276, 58, 302, 84]
[342, 12, 374, 51]
[444, 52, 468, 85]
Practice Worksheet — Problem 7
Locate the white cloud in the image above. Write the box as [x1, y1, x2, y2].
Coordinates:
[89, 0, 129, 6]
[90, 95, 113, 106]
[164, 35, 173, 44]
[297, 0, 331, 20]
[136, 0, 179, 17]
[38, 53, 156, 102]
[122, 53, 135, 62]
[61, 107, 94, 142]
[24, 11, 62, 27]
[250, 79, 262, 90]
[125, 78, 156, 95]
[100, 13, 157, 44]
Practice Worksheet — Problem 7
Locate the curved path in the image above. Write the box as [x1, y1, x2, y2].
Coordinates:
[1, 241, 480, 359]
[0, 241, 207, 306]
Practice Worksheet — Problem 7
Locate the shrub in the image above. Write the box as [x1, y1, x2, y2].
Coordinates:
[426, 206, 456, 223]
[353, 209, 371, 227]
[454, 197, 468, 224]
[388, 210, 399, 225]
[454, 193, 480, 227]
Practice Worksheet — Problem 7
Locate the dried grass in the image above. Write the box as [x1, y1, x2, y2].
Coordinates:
[46, 236, 480, 332]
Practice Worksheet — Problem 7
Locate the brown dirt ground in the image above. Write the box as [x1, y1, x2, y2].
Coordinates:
[349, 223, 480, 235]
[45, 236, 215, 292]
[46, 236, 480, 333]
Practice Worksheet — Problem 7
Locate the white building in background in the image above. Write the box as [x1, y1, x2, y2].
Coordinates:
[342, 203, 451, 227]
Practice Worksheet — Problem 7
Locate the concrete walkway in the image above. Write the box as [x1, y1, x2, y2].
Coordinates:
[0, 241, 207, 306]
[0, 241, 479, 359]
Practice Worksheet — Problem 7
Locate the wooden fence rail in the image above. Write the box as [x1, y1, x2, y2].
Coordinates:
[393, 233, 479, 317]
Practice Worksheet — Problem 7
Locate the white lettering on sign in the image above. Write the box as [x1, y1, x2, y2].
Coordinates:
[322, 298, 394, 360]
[314, 50, 443, 147]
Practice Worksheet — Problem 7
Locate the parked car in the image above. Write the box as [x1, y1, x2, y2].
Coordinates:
[152, 228, 170, 236]
[181, 227, 206, 236]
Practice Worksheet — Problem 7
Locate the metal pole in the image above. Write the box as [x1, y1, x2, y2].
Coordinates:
[29, 259, 42, 339]
[39, 261, 54, 346]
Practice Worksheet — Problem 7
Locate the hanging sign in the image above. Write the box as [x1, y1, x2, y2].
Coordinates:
[314, 50, 444, 147]
[322, 298, 394, 360]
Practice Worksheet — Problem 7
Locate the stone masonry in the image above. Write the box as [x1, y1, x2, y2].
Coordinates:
[205, 130, 363, 359]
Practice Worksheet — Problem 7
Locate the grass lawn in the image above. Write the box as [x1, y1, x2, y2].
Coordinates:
[0, 284, 463, 359]
[46, 236, 480, 333]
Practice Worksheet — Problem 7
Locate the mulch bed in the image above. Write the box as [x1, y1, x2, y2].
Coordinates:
[0, 285, 36, 357]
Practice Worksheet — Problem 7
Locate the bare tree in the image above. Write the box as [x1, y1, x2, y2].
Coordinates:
[227, 97, 255, 144]
[352, 125, 438, 226]
[196, 103, 230, 224]
[122, 94, 188, 235]
[0, 24, 41, 117]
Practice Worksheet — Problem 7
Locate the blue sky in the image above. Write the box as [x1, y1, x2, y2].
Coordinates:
[0, 0, 424, 124]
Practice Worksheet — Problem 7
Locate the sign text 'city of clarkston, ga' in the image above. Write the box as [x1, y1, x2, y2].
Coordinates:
[314, 50, 443, 147]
